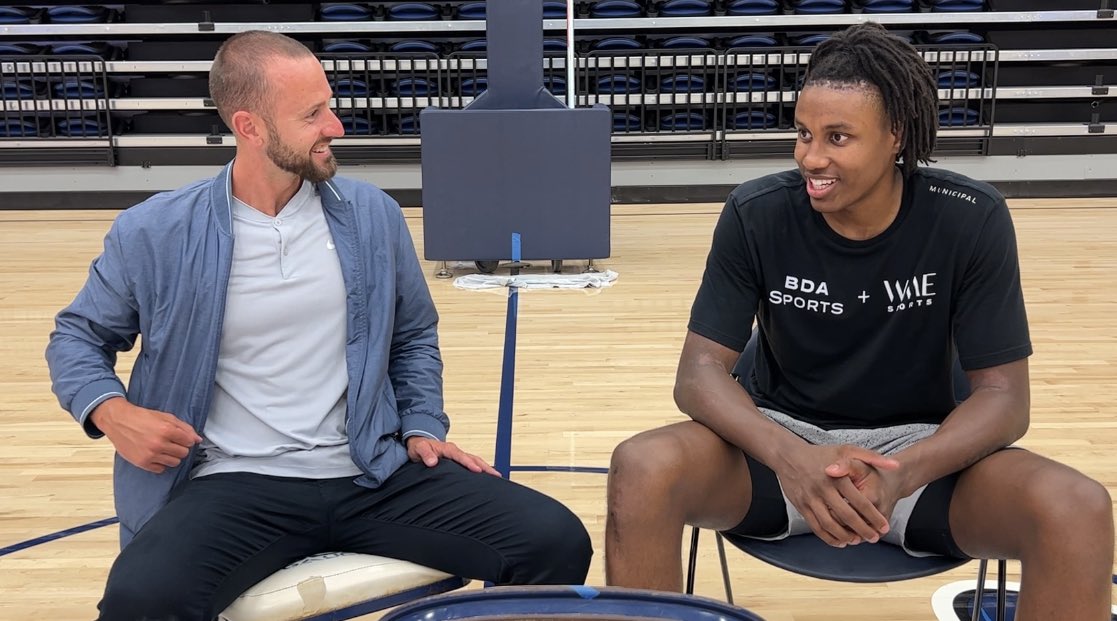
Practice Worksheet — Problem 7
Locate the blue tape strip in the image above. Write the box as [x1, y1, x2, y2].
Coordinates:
[511, 232, 521, 262]
[572, 585, 600, 599]
[0, 516, 119, 557]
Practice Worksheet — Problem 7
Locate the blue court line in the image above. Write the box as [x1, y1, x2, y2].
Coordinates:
[0, 516, 119, 558]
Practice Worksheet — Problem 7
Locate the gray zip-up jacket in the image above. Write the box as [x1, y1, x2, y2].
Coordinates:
[45, 163, 448, 547]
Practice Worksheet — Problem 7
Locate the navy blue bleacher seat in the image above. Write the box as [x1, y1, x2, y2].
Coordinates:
[931, 0, 986, 11]
[47, 6, 112, 24]
[729, 110, 778, 129]
[49, 42, 117, 59]
[928, 30, 985, 43]
[591, 1, 643, 18]
[543, 75, 568, 96]
[612, 112, 644, 131]
[323, 41, 373, 53]
[457, 2, 486, 19]
[861, 0, 914, 12]
[56, 116, 108, 137]
[727, 34, 779, 47]
[1, 79, 39, 100]
[660, 74, 706, 93]
[53, 78, 104, 99]
[393, 77, 438, 96]
[459, 39, 488, 52]
[542, 1, 568, 18]
[661, 36, 712, 49]
[939, 106, 981, 126]
[0, 43, 41, 55]
[592, 37, 645, 51]
[332, 78, 369, 97]
[595, 74, 643, 93]
[460, 76, 489, 96]
[0, 118, 41, 137]
[727, 0, 780, 15]
[730, 72, 777, 92]
[542, 38, 568, 51]
[791, 33, 833, 46]
[660, 111, 707, 131]
[339, 113, 380, 135]
[0, 7, 38, 25]
[937, 69, 982, 88]
[391, 40, 440, 53]
[389, 3, 441, 21]
[793, 0, 847, 14]
[320, 4, 375, 21]
[659, 0, 714, 17]
[396, 114, 421, 134]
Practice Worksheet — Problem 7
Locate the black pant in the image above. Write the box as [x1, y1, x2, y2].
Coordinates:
[98, 461, 592, 621]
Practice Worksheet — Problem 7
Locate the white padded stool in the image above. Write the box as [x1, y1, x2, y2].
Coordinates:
[219, 552, 469, 621]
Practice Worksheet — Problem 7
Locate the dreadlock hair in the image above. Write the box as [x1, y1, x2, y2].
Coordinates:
[802, 22, 938, 178]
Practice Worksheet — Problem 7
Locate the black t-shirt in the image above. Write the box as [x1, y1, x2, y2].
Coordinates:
[688, 167, 1032, 429]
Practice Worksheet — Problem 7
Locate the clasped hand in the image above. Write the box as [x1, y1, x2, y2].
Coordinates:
[776, 444, 902, 547]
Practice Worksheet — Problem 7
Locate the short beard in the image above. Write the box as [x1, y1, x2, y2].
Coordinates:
[262, 117, 338, 183]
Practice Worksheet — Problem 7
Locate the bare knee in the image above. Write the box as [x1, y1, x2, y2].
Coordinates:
[1019, 468, 1114, 556]
[608, 426, 692, 511]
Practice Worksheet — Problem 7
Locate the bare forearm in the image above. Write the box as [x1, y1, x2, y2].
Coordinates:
[674, 364, 806, 468]
[893, 388, 1028, 496]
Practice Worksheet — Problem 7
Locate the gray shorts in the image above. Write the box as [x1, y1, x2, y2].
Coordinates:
[742, 408, 943, 557]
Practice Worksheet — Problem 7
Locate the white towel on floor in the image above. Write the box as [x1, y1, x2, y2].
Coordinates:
[453, 270, 619, 291]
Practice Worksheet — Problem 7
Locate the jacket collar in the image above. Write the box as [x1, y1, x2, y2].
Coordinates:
[211, 159, 348, 232]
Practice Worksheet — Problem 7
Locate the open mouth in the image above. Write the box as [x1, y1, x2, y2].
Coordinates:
[805, 176, 837, 199]
[311, 143, 331, 156]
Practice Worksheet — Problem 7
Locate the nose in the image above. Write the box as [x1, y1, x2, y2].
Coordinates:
[796, 138, 829, 173]
[324, 108, 345, 138]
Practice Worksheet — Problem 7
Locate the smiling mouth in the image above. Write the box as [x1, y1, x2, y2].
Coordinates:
[312, 144, 331, 155]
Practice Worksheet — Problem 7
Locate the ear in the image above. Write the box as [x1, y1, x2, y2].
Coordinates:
[891, 126, 903, 158]
[231, 110, 265, 146]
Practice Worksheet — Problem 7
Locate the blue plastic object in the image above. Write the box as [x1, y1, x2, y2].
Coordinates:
[460, 77, 489, 96]
[727, 0, 780, 15]
[1, 80, 37, 99]
[937, 69, 982, 88]
[793, 0, 846, 14]
[591, 0, 642, 18]
[661, 36, 711, 49]
[48, 6, 108, 24]
[394, 77, 437, 96]
[458, 2, 486, 19]
[596, 74, 643, 94]
[56, 117, 107, 137]
[932, 0, 985, 11]
[320, 4, 374, 21]
[396, 114, 421, 134]
[381, 586, 765, 621]
[792, 33, 833, 46]
[731, 72, 777, 92]
[53, 78, 103, 98]
[613, 112, 644, 131]
[339, 113, 380, 135]
[730, 110, 778, 129]
[0, 7, 32, 24]
[323, 41, 372, 53]
[0, 118, 40, 137]
[659, 0, 713, 17]
[388, 3, 440, 21]
[542, 1, 568, 18]
[727, 34, 779, 47]
[939, 106, 981, 126]
[543, 76, 568, 96]
[460, 39, 488, 52]
[593, 37, 644, 51]
[542, 38, 568, 51]
[930, 31, 985, 43]
[660, 111, 707, 131]
[332, 79, 369, 96]
[660, 74, 706, 93]
[391, 40, 440, 53]
[861, 0, 913, 12]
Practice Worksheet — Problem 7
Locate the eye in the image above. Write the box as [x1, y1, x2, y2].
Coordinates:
[830, 133, 849, 145]
[796, 128, 811, 141]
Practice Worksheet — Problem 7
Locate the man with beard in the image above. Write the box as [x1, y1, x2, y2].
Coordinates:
[46, 31, 591, 621]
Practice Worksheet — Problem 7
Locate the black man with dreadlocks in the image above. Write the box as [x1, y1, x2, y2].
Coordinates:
[605, 22, 1112, 619]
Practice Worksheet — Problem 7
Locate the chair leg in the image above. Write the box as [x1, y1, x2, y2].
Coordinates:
[971, 559, 988, 621]
[685, 526, 700, 595]
[714, 531, 734, 605]
[996, 559, 1007, 621]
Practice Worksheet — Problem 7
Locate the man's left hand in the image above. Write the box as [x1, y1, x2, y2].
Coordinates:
[825, 457, 906, 524]
[405, 436, 502, 476]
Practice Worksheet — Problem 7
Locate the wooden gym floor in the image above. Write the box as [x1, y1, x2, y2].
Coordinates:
[1, 197, 1115, 620]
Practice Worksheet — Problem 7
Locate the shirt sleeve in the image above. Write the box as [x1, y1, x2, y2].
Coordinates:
[952, 198, 1033, 370]
[687, 194, 762, 352]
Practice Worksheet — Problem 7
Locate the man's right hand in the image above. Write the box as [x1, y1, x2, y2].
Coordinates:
[90, 397, 203, 474]
[772, 444, 899, 547]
